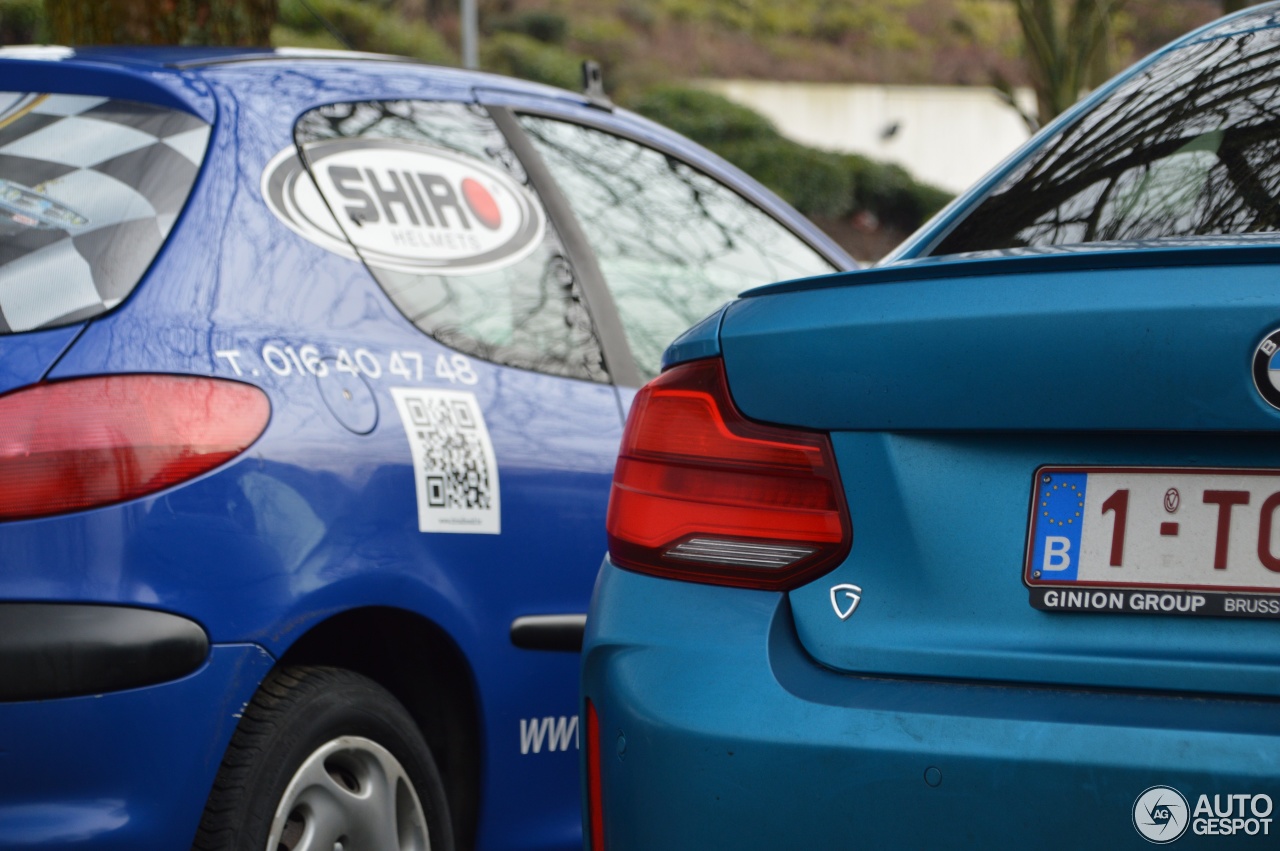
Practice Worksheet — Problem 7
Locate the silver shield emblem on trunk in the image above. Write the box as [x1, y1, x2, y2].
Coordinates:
[830, 584, 863, 620]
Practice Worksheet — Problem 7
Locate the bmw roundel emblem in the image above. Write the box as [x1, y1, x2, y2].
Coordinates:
[1254, 328, 1280, 410]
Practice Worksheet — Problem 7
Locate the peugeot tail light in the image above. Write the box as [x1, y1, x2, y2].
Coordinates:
[0, 375, 270, 521]
[607, 357, 850, 591]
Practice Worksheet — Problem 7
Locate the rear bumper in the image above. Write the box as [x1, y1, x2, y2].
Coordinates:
[0, 643, 273, 849]
[583, 561, 1280, 849]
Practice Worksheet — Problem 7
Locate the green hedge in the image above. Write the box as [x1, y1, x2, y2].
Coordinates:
[275, 0, 454, 64]
[488, 11, 569, 46]
[628, 85, 775, 144]
[714, 138, 853, 218]
[631, 84, 951, 230]
[481, 31, 585, 93]
[842, 153, 953, 233]
[0, 0, 45, 44]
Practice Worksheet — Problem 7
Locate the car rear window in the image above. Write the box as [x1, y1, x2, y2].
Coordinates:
[289, 100, 608, 383]
[0, 92, 209, 333]
[518, 115, 839, 380]
[928, 28, 1280, 256]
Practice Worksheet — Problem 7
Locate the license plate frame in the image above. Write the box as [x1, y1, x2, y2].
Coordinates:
[1024, 465, 1280, 619]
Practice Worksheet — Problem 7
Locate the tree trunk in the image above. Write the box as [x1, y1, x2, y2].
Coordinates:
[45, 0, 277, 46]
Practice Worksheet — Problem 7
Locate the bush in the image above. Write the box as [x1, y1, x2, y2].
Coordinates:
[276, 0, 312, 31]
[0, 0, 44, 44]
[631, 84, 777, 146]
[718, 138, 853, 217]
[633, 86, 849, 215]
[843, 154, 951, 231]
[488, 11, 568, 46]
[631, 84, 950, 229]
[270, 23, 346, 51]
[568, 17, 633, 83]
[481, 31, 584, 92]
[275, 0, 455, 64]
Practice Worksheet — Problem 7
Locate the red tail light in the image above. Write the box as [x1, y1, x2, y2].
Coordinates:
[0, 375, 270, 521]
[585, 699, 605, 851]
[607, 357, 850, 591]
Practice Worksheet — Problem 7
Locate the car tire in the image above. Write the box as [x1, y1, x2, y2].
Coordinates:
[192, 665, 453, 851]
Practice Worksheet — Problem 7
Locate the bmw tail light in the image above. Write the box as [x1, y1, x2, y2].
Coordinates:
[607, 357, 850, 591]
[0, 375, 270, 521]
[585, 699, 605, 851]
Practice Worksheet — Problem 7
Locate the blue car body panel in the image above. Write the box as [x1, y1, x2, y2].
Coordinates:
[584, 564, 1280, 849]
[0, 55, 217, 120]
[720, 256, 1280, 700]
[0, 323, 81, 395]
[659, 304, 727, 372]
[722, 256, 1280, 432]
[792, 430, 1280, 697]
[28, 57, 613, 851]
[0, 47, 849, 850]
[0, 645, 274, 850]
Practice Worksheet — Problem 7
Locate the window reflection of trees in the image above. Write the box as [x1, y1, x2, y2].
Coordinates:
[1197, 8, 1280, 41]
[296, 101, 606, 383]
[932, 28, 1280, 256]
[519, 116, 835, 379]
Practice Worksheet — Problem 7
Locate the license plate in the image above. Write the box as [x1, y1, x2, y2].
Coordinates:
[1024, 466, 1280, 619]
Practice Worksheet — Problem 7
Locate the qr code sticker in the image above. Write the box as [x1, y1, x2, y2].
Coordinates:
[392, 387, 500, 534]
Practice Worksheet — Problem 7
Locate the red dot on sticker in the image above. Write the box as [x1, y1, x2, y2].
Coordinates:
[462, 178, 502, 230]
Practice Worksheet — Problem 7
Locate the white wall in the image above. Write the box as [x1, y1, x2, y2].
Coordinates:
[698, 80, 1038, 195]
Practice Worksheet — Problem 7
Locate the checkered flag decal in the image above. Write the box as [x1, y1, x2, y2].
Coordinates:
[0, 92, 209, 332]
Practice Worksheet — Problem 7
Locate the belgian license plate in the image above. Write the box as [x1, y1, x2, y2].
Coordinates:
[1024, 466, 1280, 619]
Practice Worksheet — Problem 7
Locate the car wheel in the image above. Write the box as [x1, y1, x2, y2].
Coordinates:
[193, 665, 453, 851]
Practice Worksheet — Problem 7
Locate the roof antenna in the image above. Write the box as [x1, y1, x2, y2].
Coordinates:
[581, 60, 612, 111]
[297, 0, 355, 51]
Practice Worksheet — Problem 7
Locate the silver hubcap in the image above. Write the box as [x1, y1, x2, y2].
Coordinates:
[267, 735, 430, 851]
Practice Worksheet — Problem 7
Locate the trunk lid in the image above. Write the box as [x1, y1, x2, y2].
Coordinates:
[720, 251, 1280, 697]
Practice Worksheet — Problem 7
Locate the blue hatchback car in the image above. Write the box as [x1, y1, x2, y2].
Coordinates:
[0, 47, 851, 850]
[585, 6, 1280, 849]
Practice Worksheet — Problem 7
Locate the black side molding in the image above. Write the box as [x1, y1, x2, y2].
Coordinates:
[0, 603, 209, 701]
[510, 614, 587, 652]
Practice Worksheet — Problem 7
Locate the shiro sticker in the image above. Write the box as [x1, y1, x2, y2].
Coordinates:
[392, 387, 500, 534]
[262, 140, 545, 275]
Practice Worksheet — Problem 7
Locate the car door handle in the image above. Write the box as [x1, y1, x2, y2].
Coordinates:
[509, 614, 587, 651]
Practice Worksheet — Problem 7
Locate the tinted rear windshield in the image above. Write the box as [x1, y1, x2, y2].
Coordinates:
[0, 92, 209, 333]
[928, 25, 1280, 256]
